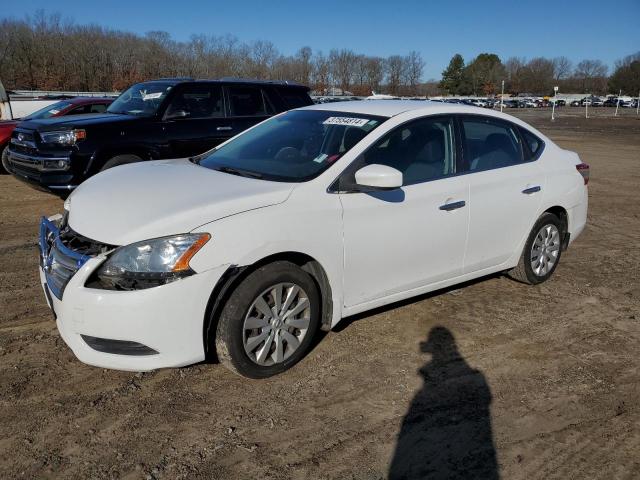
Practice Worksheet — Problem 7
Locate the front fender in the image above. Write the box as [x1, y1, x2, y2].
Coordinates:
[189, 197, 345, 327]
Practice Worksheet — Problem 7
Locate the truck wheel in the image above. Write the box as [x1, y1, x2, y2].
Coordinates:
[1, 146, 10, 174]
[100, 154, 143, 171]
[508, 212, 564, 285]
[215, 261, 321, 378]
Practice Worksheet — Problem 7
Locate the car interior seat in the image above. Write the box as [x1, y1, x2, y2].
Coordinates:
[471, 132, 518, 170]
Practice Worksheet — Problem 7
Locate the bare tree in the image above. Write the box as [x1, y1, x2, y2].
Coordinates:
[311, 51, 330, 93]
[403, 51, 425, 95]
[364, 56, 384, 93]
[385, 55, 406, 95]
[574, 59, 609, 93]
[329, 49, 357, 93]
[552, 56, 573, 81]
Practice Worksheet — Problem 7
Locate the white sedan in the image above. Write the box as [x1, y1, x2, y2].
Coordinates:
[39, 101, 589, 378]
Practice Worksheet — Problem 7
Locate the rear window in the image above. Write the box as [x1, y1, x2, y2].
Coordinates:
[519, 127, 545, 160]
[278, 88, 313, 109]
[24, 101, 72, 119]
[89, 104, 108, 113]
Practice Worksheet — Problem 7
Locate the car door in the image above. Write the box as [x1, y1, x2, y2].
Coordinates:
[460, 115, 546, 273]
[338, 115, 470, 307]
[226, 85, 274, 136]
[161, 83, 230, 157]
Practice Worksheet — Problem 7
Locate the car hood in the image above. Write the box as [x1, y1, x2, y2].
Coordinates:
[67, 159, 295, 246]
[18, 113, 137, 131]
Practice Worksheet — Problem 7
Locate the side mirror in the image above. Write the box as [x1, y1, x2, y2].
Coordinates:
[166, 109, 189, 120]
[354, 164, 403, 190]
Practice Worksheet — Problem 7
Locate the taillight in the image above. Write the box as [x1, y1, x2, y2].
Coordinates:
[576, 163, 590, 185]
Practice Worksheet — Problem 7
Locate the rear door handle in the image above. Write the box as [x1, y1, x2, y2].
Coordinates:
[439, 200, 466, 211]
[522, 185, 541, 194]
[216, 126, 233, 131]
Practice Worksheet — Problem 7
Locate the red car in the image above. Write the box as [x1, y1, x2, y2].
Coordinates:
[1, 96, 113, 173]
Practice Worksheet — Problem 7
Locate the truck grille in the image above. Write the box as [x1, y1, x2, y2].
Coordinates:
[10, 130, 38, 155]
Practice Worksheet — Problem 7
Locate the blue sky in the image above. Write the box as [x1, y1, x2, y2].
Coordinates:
[3, 0, 639, 79]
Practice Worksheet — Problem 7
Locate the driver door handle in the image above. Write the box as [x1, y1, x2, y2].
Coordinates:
[439, 200, 466, 211]
[522, 185, 541, 194]
[216, 126, 233, 131]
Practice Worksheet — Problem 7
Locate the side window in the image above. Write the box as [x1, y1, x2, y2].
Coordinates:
[519, 127, 544, 160]
[228, 86, 267, 116]
[361, 116, 456, 186]
[89, 103, 107, 113]
[462, 117, 523, 171]
[165, 85, 224, 119]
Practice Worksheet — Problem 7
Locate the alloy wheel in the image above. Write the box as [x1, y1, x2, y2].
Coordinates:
[530, 224, 560, 276]
[242, 283, 311, 366]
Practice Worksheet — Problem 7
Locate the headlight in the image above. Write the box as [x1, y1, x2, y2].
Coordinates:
[90, 233, 210, 291]
[40, 129, 86, 146]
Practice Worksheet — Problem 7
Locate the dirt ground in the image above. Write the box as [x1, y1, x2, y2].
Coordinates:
[0, 107, 639, 479]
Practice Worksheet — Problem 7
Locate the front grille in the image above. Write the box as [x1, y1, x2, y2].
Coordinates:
[39, 217, 112, 300]
[9, 143, 38, 156]
[10, 130, 38, 155]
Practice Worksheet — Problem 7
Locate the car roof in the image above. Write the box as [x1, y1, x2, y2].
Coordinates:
[300, 99, 500, 118]
[298, 99, 549, 140]
[67, 96, 114, 105]
[147, 78, 309, 90]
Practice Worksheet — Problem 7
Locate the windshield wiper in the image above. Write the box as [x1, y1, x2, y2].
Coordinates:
[216, 166, 263, 179]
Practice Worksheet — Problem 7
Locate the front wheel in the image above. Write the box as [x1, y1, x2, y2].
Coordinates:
[508, 213, 564, 285]
[1, 145, 10, 174]
[100, 154, 142, 171]
[215, 261, 320, 378]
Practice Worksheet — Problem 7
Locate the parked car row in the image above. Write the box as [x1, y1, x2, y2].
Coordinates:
[4, 79, 314, 194]
[569, 96, 638, 107]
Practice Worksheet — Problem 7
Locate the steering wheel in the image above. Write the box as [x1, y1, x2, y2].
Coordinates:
[274, 147, 301, 162]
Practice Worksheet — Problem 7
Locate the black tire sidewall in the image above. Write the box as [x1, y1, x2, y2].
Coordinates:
[1, 145, 10, 174]
[100, 154, 142, 171]
[219, 262, 320, 379]
[522, 213, 563, 284]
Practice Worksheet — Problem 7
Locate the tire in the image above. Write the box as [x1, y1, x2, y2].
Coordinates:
[508, 212, 564, 285]
[100, 154, 142, 171]
[1, 145, 10, 174]
[215, 261, 320, 378]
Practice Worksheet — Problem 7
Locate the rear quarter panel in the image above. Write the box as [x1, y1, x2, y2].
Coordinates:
[537, 143, 587, 237]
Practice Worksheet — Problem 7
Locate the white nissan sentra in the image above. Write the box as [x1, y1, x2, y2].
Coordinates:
[39, 101, 589, 378]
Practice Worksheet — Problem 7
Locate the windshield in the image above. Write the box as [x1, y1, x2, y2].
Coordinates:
[198, 110, 386, 182]
[24, 101, 72, 120]
[107, 82, 173, 117]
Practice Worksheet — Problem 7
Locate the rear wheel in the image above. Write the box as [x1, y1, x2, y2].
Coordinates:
[508, 212, 563, 285]
[215, 261, 320, 378]
[100, 154, 142, 171]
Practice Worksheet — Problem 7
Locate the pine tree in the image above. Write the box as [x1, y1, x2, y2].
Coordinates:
[439, 54, 468, 95]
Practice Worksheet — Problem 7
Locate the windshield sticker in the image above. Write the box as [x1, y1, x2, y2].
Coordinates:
[142, 92, 163, 100]
[48, 109, 60, 114]
[313, 153, 328, 163]
[323, 117, 369, 127]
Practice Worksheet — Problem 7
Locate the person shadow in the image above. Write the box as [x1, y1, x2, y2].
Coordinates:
[388, 326, 499, 480]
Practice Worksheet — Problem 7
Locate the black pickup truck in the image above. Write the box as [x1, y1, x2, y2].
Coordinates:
[6, 78, 313, 195]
